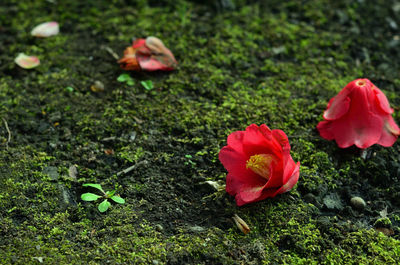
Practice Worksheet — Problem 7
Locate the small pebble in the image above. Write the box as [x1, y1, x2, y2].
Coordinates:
[189, 225, 205, 233]
[68, 165, 78, 180]
[90, 80, 105, 92]
[350, 196, 366, 210]
[43, 166, 59, 180]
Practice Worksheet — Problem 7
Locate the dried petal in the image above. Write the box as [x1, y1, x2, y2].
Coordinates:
[232, 214, 250, 234]
[118, 46, 141, 71]
[118, 37, 177, 71]
[145, 36, 177, 69]
[104, 149, 114, 155]
[31, 21, 59, 37]
[14, 53, 40, 69]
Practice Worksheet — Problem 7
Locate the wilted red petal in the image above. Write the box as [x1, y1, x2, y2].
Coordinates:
[118, 47, 141, 71]
[144, 36, 177, 70]
[118, 36, 177, 72]
[137, 54, 175, 71]
[317, 78, 399, 148]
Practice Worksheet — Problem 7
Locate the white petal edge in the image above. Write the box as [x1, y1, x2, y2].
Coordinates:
[31, 21, 59, 37]
[15, 53, 40, 69]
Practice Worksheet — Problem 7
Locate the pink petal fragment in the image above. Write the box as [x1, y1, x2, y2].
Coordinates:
[374, 88, 393, 114]
[31, 21, 59, 37]
[15, 53, 40, 69]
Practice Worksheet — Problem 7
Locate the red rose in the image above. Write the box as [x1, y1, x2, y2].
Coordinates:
[118, 36, 177, 71]
[219, 124, 300, 206]
[317, 79, 400, 148]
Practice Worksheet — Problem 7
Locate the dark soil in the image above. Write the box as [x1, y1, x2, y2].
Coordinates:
[1, 0, 400, 264]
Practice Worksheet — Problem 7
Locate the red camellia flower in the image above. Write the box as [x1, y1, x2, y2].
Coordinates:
[118, 36, 177, 71]
[219, 124, 300, 206]
[317, 78, 400, 148]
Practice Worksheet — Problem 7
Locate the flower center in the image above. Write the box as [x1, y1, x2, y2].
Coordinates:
[246, 154, 275, 179]
[356, 80, 366, 87]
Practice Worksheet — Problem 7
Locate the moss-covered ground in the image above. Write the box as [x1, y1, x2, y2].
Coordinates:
[1, 0, 400, 264]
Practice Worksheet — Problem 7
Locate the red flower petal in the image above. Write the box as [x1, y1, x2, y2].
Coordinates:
[219, 146, 253, 187]
[377, 118, 400, 147]
[317, 78, 399, 148]
[271, 129, 290, 151]
[323, 87, 351, 120]
[132, 38, 147, 49]
[273, 162, 300, 195]
[219, 124, 300, 206]
[316, 121, 335, 140]
[242, 124, 282, 159]
[331, 112, 383, 148]
[374, 88, 393, 114]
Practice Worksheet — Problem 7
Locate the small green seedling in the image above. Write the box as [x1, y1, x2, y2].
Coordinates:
[184, 154, 197, 168]
[140, 80, 154, 90]
[81, 183, 125, 212]
[65, 86, 74, 92]
[117, 73, 135, 86]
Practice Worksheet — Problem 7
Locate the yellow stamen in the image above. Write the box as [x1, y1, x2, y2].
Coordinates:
[246, 154, 275, 179]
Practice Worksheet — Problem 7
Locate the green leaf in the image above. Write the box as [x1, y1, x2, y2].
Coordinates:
[140, 80, 154, 90]
[111, 195, 125, 204]
[81, 193, 101, 201]
[98, 199, 111, 212]
[127, 80, 135, 86]
[117, 73, 130, 82]
[65, 86, 74, 92]
[105, 189, 116, 198]
[82, 183, 105, 193]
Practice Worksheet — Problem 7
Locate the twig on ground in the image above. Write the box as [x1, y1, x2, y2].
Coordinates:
[116, 160, 147, 176]
[101, 45, 120, 61]
[1, 118, 11, 150]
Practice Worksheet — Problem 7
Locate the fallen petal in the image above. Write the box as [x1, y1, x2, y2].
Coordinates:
[144, 36, 177, 69]
[119, 37, 177, 72]
[31, 21, 59, 37]
[15, 53, 40, 69]
[232, 214, 250, 234]
[118, 46, 141, 71]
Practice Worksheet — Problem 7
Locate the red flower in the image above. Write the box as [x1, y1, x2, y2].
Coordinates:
[118, 36, 177, 71]
[219, 124, 300, 206]
[317, 78, 400, 148]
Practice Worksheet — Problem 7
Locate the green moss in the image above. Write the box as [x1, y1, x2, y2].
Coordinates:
[374, 217, 392, 228]
[1, 0, 400, 263]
